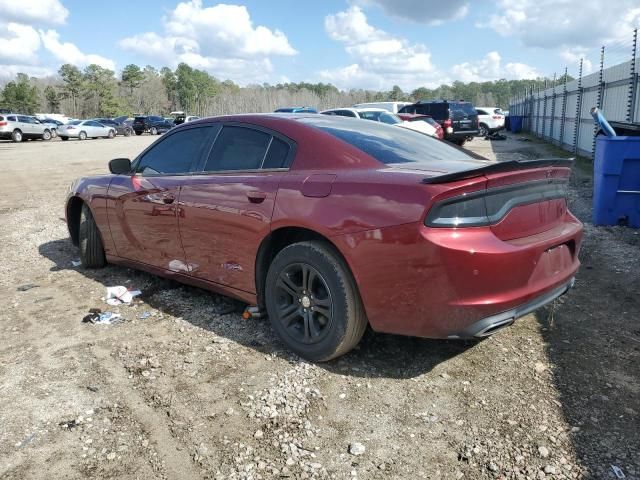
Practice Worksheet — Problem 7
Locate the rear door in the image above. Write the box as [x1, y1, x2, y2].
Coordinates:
[17, 116, 36, 135]
[450, 102, 478, 134]
[107, 125, 218, 270]
[179, 123, 294, 292]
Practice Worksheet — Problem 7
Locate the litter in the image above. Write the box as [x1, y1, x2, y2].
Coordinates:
[104, 286, 142, 306]
[139, 311, 152, 319]
[59, 419, 78, 430]
[518, 137, 531, 142]
[71, 259, 81, 267]
[17, 283, 39, 292]
[484, 133, 507, 141]
[611, 465, 626, 479]
[82, 308, 123, 325]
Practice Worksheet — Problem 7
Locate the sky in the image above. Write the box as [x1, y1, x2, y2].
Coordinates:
[1, 0, 639, 90]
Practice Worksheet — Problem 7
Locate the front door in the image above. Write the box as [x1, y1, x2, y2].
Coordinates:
[107, 124, 218, 271]
[179, 124, 294, 293]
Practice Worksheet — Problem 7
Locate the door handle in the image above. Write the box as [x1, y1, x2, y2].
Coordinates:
[246, 191, 267, 204]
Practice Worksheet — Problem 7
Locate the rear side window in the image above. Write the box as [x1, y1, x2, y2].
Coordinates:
[263, 137, 291, 169]
[136, 126, 215, 176]
[7, 116, 16, 121]
[205, 126, 271, 171]
[0, 116, 3, 121]
[476, 109, 487, 115]
[299, 116, 474, 165]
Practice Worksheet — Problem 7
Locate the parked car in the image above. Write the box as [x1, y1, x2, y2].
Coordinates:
[39, 118, 64, 138]
[58, 120, 116, 140]
[475, 107, 506, 136]
[399, 100, 479, 146]
[0, 114, 54, 142]
[322, 108, 439, 138]
[94, 118, 133, 136]
[274, 107, 318, 113]
[352, 101, 412, 113]
[398, 113, 444, 139]
[65, 114, 582, 361]
[132, 115, 174, 135]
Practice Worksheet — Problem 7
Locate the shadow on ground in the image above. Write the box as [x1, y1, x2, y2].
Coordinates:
[38, 237, 476, 380]
[533, 255, 640, 478]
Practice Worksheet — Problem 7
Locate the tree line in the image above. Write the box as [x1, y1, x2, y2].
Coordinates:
[0, 63, 567, 118]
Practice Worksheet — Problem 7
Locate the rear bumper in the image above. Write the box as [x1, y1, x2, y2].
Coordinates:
[0, 131, 12, 140]
[450, 277, 575, 338]
[333, 212, 583, 339]
[446, 130, 479, 141]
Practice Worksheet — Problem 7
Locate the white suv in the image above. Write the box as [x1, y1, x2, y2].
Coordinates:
[0, 114, 54, 142]
[475, 107, 505, 136]
[352, 102, 412, 114]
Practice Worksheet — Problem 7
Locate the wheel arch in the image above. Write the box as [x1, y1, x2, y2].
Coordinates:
[255, 226, 359, 311]
[66, 196, 84, 246]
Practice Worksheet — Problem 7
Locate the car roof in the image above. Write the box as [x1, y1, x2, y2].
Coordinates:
[353, 108, 389, 113]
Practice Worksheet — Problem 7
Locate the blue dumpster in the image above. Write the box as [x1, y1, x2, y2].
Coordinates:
[593, 136, 640, 227]
[510, 115, 523, 133]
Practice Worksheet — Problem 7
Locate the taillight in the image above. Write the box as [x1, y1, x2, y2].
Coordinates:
[492, 115, 502, 120]
[443, 119, 452, 128]
[0, 121, 7, 126]
[425, 180, 568, 228]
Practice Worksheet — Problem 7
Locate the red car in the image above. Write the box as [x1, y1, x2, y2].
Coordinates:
[398, 113, 444, 139]
[66, 114, 582, 361]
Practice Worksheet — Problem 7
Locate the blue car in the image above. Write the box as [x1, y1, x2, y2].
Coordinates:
[274, 107, 317, 113]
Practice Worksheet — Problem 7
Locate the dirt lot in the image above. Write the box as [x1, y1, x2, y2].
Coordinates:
[0, 133, 638, 480]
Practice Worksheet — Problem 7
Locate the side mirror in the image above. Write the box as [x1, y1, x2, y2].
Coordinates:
[109, 158, 132, 174]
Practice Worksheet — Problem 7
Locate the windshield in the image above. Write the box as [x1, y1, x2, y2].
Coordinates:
[68, 120, 81, 125]
[298, 116, 474, 165]
[379, 113, 402, 125]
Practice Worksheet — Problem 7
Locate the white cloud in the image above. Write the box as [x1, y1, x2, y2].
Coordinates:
[0, 0, 68, 26]
[480, 0, 640, 50]
[39, 29, 116, 71]
[0, 65, 53, 81]
[320, 6, 447, 90]
[451, 51, 540, 82]
[559, 48, 594, 74]
[0, 22, 41, 65]
[358, 0, 469, 25]
[119, 0, 296, 82]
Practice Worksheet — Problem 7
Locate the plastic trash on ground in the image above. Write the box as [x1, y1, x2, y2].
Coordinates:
[104, 286, 142, 306]
[82, 308, 123, 325]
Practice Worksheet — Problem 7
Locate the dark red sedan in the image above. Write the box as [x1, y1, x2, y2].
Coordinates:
[66, 114, 582, 361]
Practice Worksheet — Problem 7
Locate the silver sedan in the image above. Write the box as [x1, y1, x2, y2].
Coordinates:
[58, 120, 116, 141]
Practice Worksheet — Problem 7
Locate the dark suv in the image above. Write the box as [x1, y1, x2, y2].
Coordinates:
[399, 100, 479, 146]
[132, 115, 174, 135]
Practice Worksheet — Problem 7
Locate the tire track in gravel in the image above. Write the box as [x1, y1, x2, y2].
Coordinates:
[90, 344, 202, 480]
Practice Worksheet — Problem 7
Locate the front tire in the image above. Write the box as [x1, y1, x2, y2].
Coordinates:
[78, 204, 106, 268]
[51, 129, 57, 138]
[42, 129, 51, 141]
[60, 136, 69, 141]
[108, 129, 115, 139]
[265, 241, 367, 362]
[135, 130, 142, 136]
[124, 128, 131, 137]
[79, 131, 87, 140]
[479, 124, 489, 137]
[150, 126, 158, 135]
[12, 129, 23, 142]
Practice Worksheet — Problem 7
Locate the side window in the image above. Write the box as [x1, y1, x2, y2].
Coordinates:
[8, 116, 17, 121]
[262, 137, 291, 169]
[204, 126, 271, 171]
[136, 126, 214, 176]
[476, 109, 487, 115]
[17, 115, 30, 122]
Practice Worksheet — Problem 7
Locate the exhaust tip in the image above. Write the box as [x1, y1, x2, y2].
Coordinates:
[475, 318, 514, 337]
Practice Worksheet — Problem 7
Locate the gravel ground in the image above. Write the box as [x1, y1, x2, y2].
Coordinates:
[0, 133, 638, 479]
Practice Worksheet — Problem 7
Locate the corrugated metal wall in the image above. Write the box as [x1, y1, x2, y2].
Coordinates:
[509, 57, 639, 158]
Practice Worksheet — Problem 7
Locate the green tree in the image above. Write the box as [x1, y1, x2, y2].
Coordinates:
[1, 74, 39, 113]
[83, 64, 118, 117]
[389, 85, 404, 101]
[58, 64, 84, 117]
[161, 67, 178, 111]
[44, 85, 61, 112]
[121, 64, 144, 96]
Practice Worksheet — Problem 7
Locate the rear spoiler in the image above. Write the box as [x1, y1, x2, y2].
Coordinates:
[422, 158, 574, 184]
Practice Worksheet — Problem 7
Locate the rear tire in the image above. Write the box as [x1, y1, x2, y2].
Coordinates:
[79, 131, 87, 140]
[135, 131, 142, 136]
[42, 129, 51, 141]
[479, 124, 489, 137]
[124, 128, 131, 137]
[265, 241, 367, 362]
[60, 136, 69, 141]
[78, 203, 106, 268]
[150, 126, 158, 135]
[51, 129, 57, 138]
[108, 129, 115, 139]
[12, 129, 23, 142]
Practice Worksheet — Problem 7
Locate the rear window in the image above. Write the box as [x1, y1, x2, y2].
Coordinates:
[134, 116, 146, 122]
[450, 102, 477, 117]
[298, 116, 473, 165]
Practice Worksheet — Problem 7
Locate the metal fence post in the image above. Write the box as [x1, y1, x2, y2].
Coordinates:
[542, 80, 548, 140]
[592, 46, 605, 159]
[560, 67, 568, 148]
[535, 84, 541, 136]
[627, 28, 638, 123]
[550, 73, 557, 143]
[573, 58, 583, 155]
